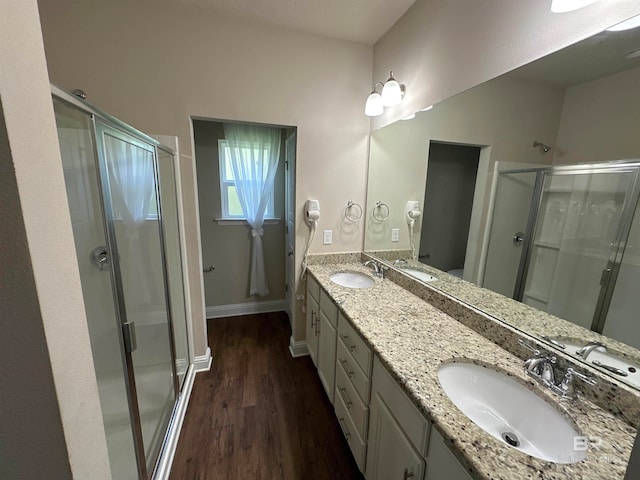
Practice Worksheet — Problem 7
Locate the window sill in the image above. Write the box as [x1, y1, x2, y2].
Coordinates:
[214, 218, 282, 226]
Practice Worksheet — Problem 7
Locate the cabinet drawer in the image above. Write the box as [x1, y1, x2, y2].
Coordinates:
[307, 275, 320, 302]
[320, 289, 338, 328]
[335, 383, 366, 473]
[338, 313, 372, 375]
[335, 359, 369, 440]
[337, 339, 371, 404]
[372, 356, 430, 457]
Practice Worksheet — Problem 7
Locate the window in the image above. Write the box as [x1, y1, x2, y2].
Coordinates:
[218, 139, 275, 219]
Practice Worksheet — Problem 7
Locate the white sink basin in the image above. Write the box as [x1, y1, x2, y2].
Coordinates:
[438, 362, 584, 464]
[330, 271, 375, 289]
[402, 268, 437, 282]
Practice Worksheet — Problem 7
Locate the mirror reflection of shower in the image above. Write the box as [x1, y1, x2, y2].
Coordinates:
[533, 140, 552, 153]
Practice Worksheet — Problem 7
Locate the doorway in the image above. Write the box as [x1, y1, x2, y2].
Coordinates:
[419, 141, 480, 276]
[192, 119, 296, 326]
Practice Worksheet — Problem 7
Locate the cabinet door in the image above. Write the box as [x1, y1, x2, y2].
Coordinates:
[366, 391, 425, 480]
[426, 428, 473, 480]
[317, 311, 337, 403]
[306, 293, 319, 366]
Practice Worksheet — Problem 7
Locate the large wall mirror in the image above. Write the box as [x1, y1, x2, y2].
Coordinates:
[365, 18, 640, 391]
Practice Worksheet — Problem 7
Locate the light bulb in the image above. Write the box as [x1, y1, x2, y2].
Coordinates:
[381, 71, 403, 107]
[365, 91, 383, 117]
[551, 0, 598, 13]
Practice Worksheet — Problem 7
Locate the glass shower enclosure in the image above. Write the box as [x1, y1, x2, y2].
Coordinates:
[52, 86, 190, 479]
[484, 161, 640, 348]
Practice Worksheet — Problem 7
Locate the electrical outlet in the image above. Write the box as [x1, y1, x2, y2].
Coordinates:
[391, 228, 400, 242]
[323, 230, 333, 245]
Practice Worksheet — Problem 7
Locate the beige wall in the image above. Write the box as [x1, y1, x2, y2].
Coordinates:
[38, 0, 373, 349]
[0, 0, 111, 478]
[372, 0, 640, 129]
[193, 120, 286, 308]
[553, 66, 640, 165]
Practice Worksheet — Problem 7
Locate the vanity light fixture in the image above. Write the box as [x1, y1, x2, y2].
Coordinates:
[421, 105, 434, 111]
[606, 14, 640, 32]
[365, 70, 406, 116]
[551, 0, 598, 13]
[401, 113, 416, 121]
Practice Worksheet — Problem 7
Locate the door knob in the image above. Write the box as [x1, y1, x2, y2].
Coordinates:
[287, 251, 294, 256]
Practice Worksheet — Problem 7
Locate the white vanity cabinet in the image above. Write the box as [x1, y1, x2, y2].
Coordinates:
[305, 276, 320, 366]
[306, 276, 338, 403]
[366, 356, 473, 480]
[335, 312, 373, 472]
[317, 290, 338, 403]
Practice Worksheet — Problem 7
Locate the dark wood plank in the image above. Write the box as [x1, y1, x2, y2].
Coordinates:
[169, 312, 363, 480]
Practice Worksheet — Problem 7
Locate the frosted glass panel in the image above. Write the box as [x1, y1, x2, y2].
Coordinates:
[100, 126, 176, 472]
[604, 198, 640, 350]
[54, 100, 138, 480]
[524, 170, 633, 328]
[157, 148, 190, 388]
[483, 171, 537, 296]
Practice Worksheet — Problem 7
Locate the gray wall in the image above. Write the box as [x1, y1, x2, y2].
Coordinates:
[193, 120, 286, 308]
[419, 142, 479, 272]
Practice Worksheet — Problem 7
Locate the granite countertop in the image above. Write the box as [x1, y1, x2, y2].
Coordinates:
[375, 256, 640, 371]
[307, 262, 637, 480]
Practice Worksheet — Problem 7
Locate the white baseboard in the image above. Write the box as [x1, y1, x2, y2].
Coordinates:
[288, 335, 309, 358]
[206, 299, 287, 319]
[193, 347, 212, 372]
[152, 364, 196, 480]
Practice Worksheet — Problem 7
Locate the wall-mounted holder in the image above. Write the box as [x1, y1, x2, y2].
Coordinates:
[344, 200, 363, 223]
[372, 201, 390, 222]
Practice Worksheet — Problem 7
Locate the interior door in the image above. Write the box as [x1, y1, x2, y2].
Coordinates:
[285, 131, 297, 326]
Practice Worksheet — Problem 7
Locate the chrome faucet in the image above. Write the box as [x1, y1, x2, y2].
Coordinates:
[519, 339, 596, 398]
[363, 260, 388, 279]
[575, 341, 606, 360]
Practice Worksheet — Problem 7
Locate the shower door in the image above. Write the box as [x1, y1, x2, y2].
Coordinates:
[516, 167, 640, 330]
[54, 99, 140, 480]
[94, 121, 178, 475]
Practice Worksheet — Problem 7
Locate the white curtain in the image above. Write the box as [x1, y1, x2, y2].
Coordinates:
[105, 136, 156, 304]
[223, 124, 281, 296]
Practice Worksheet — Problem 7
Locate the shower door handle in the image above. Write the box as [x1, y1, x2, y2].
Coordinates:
[90, 246, 110, 271]
[122, 321, 137, 353]
[513, 232, 525, 246]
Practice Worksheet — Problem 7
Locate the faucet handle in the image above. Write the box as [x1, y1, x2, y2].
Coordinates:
[565, 367, 597, 386]
[518, 339, 541, 356]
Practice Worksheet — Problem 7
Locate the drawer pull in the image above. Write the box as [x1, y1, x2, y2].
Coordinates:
[340, 358, 354, 378]
[338, 385, 353, 409]
[311, 311, 317, 328]
[341, 334, 357, 352]
[338, 417, 351, 439]
[403, 468, 414, 479]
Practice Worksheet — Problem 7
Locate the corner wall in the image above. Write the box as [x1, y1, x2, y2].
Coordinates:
[0, 0, 111, 477]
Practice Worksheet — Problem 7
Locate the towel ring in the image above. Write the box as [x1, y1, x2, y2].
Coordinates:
[344, 200, 363, 223]
[373, 201, 390, 222]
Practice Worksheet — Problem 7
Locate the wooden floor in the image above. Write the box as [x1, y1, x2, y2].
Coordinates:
[169, 312, 363, 480]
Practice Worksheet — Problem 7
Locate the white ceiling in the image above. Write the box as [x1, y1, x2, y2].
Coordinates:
[169, 0, 416, 44]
